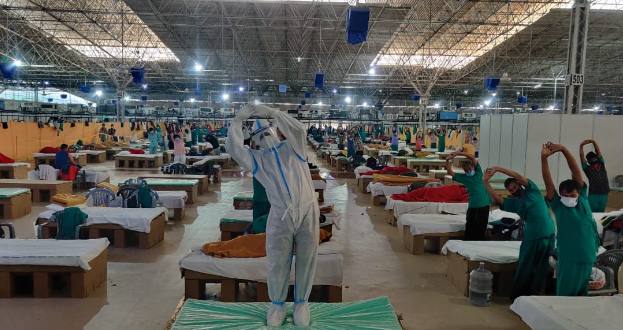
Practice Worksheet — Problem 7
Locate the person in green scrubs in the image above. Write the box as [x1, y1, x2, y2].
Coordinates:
[436, 128, 446, 152]
[579, 139, 609, 212]
[405, 128, 411, 144]
[250, 140, 271, 221]
[483, 166, 555, 300]
[446, 152, 490, 240]
[542, 142, 600, 296]
[359, 126, 366, 144]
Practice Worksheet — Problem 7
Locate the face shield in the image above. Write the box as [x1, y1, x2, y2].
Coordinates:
[251, 119, 280, 150]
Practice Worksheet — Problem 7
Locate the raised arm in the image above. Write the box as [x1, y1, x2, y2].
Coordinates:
[492, 166, 529, 187]
[445, 155, 455, 178]
[579, 140, 589, 164]
[541, 144, 556, 202]
[254, 104, 307, 159]
[592, 139, 603, 159]
[225, 106, 255, 172]
[483, 168, 504, 206]
[453, 151, 478, 167]
[551, 143, 583, 187]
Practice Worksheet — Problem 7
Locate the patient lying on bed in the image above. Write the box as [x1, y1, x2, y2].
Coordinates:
[202, 229, 332, 258]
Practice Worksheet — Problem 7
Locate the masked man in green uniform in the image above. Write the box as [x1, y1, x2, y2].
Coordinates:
[483, 166, 555, 300]
[579, 139, 609, 212]
[542, 142, 600, 296]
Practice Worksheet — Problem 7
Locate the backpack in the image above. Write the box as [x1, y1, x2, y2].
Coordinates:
[366, 157, 377, 168]
[398, 150, 408, 156]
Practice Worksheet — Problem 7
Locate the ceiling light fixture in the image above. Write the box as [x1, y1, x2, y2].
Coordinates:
[190, 98, 195, 103]
[194, 63, 203, 71]
[534, 84, 542, 89]
[222, 93, 229, 100]
[13, 60, 22, 67]
[345, 96, 352, 103]
[95, 90, 103, 96]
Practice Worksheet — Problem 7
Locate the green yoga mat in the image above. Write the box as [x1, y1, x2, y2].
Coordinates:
[0, 188, 30, 198]
[171, 296, 402, 330]
[144, 179, 198, 186]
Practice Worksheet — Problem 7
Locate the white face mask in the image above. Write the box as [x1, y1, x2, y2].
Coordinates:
[560, 196, 578, 208]
[174, 138, 180, 142]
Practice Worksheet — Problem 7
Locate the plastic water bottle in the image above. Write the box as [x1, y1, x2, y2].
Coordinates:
[469, 262, 493, 307]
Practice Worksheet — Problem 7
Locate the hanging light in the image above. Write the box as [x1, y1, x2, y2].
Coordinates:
[332, 89, 337, 94]
[534, 84, 542, 89]
[368, 67, 376, 75]
[297, 57, 301, 62]
[142, 84, 148, 89]
[190, 98, 195, 103]
[492, 93, 497, 97]
[13, 60, 22, 67]
[95, 90, 103, 96]
[318, 101, 323, 106]
[484, 100, 491, 106]
[124, 96, 130, 101]
[239, 86, 244, 92]
[363, 102, 368, 107]
[345, 96, 352, 103]
[222, 93, 230, 100]
[463, 89, 468, 95]
[194, 63, 203, 71]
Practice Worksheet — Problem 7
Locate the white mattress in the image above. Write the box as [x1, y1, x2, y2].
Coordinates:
[157, 191, 187, 209]
[84, 168, 110, 184]
[0, 238, 109, 270]
[353, 166, 373, 179]
[511, 295, 623, 330]
[593, 210, 623, 236]
[180, 240, 344, 286]
[441, 241, 521, 264]
[78, 150, 106, 155]
[386, 197, 469, 218]
[313, 180, 326, 190]
[34, 153, 86, 160]
[39, 207, 167, 233]
[398, 210, 519, 236]
[115, 153, 162, 159]
[191, 155, 231, 166]
[0, 162, 30, 168]
[367, 182, 408, 198]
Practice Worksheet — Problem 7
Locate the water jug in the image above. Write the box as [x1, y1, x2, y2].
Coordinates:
[469, 262, 493, 307]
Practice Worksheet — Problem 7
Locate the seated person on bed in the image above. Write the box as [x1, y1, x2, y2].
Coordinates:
[541, 142, 599, 296]
[55, 144, 77, 170]
[483, 166, 555, 300]
[446, 152, 490, 241]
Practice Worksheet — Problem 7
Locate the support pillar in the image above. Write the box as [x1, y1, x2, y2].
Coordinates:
[419, 96, 429, 132]
[563, 0, 589, 114]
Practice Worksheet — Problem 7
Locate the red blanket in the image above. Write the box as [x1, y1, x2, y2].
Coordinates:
[391, 185, 468, 203]
[0, 152, 14, 163]
[40, 147, 61, 154]
[360, 166, 412, 176]
[129, 149, 145, 154]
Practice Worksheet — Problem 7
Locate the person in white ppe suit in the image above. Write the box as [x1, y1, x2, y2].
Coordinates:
[226, 104, 319, 327]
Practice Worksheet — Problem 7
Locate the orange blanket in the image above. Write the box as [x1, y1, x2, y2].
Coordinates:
[96, 182, 119, 194]
[372, 174, 440, 186]
[51, 194, 86, 207]
[202, 229, 332, 258]
[311, 174, 326, 182]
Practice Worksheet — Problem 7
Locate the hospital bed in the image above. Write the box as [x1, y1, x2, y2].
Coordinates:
[180, 239, 344, 302]
[406, 158, 446, 173]
[219, 208, 340, 241]
[0, 238, 108, 298]
[313, 179, 326, 202]
[138, 174, 209, 194]
[511, 295, 623, 330]
[34, 152, 88, 167]
[0, 188, 31, 219]
[143, 178, 199, 204]
[37, 207, 167, 249]
[385, 197, 469, 226]
[398, 210, 519, 255]
[442, 240, 521, 297]
[0, 163, 30, 179]
[77, 150, 107, 163]
[233, 191, 253, 210]
[0, 179, 72, 203]
[114, 152, 163, 169]
[170, 296, 402, 329]
[367, 182, 409, 206]
[186, 154, 232, 169]
[156, 191, 188, 221]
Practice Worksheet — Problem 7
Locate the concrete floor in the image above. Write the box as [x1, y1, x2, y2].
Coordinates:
[1, 147, 521, 330]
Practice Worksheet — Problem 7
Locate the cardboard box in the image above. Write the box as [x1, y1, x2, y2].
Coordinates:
[403, 225, 464, 255]
[446, 250, 518, 297]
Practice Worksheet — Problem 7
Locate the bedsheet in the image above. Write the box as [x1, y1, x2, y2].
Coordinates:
[77, 150, 106, 155]
[144, 178, 198, 186]
[39, 207, 167, 233]
[180, 241, 344, 286]
[0, 188, 30, 198]
[115, 152, 162, 158]
[441, 241, 521, 264]
[0, 162, 30, 167]
[313, 180, 327, 190]
[367, 182, 408, 198]
[220, 209, 341, 229]
[398, 210, 518, 236]
[511, 295, 623, 330]
[386, 197, 468, 218]
[157, 191, 188, 209]
[0, 238, 109, 270]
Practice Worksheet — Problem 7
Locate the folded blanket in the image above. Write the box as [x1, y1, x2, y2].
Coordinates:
[372, 174, 439, 186]
[311, 174, 326, 182]
[202, 229, 332, 258]
[415, 151, 433, 158]
[391, 185, 468, 203]
[39, 147, 61, 154]
[96, 182, 119, 194]
[129, 149, 145, 154]
[51, 194, 87, 207]
[319, 204, 334, 214]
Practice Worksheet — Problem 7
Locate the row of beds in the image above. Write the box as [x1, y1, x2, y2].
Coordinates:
[310, 134, 623, 330]
[1, 156, 405, 329]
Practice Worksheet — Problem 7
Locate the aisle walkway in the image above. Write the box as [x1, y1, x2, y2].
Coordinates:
[1, 146, 520, 329]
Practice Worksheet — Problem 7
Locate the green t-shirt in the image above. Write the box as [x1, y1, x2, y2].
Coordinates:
[551, 183, 600, 263]
[453, 163, 490, 208]
[253, 177, 269, 203]
[502, 179, 555, 240]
